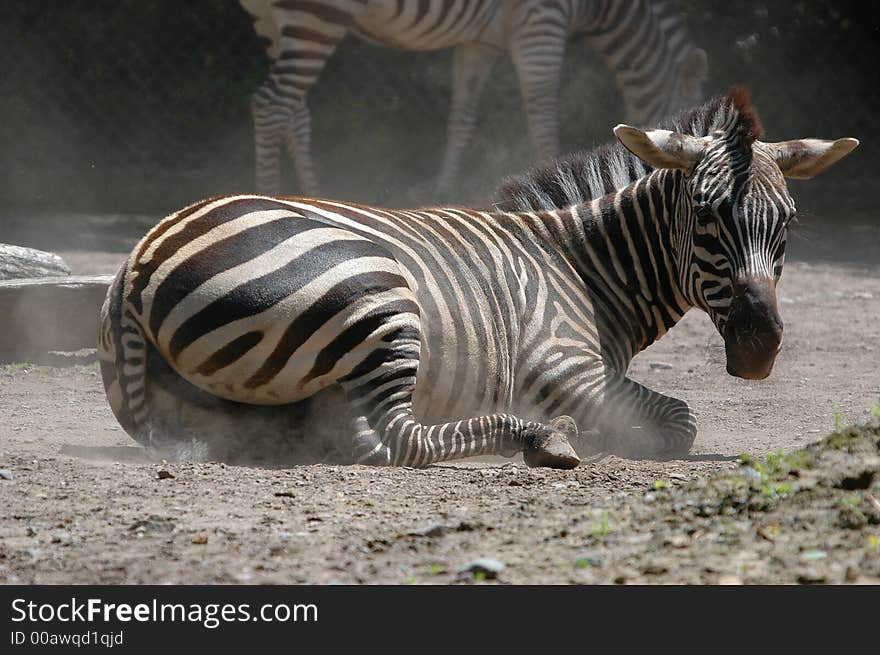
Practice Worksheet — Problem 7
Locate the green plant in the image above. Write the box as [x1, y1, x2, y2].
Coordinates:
[653, 480, 667, 490]
[840, 494, 861, 509]
[833, 401, 845, 431]
[401, 567, 417, 584]
[575, 558, 591, 569]
[590, 512, 610, 539]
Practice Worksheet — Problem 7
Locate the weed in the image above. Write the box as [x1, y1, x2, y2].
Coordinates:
[653, 480, 667, 490]
[575, 558, 591, 569]
[590, 511, 610, 539]
[840, 494, 861, 509]
[833, 402, 845, 431]
[401, 567, 417, 584]
[429, 563, 443, 576]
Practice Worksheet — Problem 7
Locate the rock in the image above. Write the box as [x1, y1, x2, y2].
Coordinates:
[129, 516, 175, 535]
[406, 523, 448, 538]
[156, 467, 174, 480]
[649, 361, 674, 370]
[799, 550, 827, 562]
[459, 558, 505, 579]
[641, 560, 669, 575]
[0, 469, 13, 480]
[44, 349, 98, 367]
[192, 535, 209, 545]
[837, 470, 875, 490]
[0, 244, 70, 280]
[796, 567, 827, 585]
[0, 275, 113, 363]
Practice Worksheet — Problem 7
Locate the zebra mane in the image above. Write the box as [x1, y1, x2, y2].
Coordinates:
[493, 87, 764, 212]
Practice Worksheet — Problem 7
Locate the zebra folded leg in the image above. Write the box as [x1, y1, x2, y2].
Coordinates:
[342, 358, 579, 469]
[589, 377, 697, 459]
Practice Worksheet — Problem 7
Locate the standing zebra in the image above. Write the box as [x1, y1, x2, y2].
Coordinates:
[240, 0, 707, 196]
[98, 89, 857, 467]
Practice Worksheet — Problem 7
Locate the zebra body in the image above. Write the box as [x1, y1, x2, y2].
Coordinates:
[99, 91, 857, 467]
[241, 0, 707, 195]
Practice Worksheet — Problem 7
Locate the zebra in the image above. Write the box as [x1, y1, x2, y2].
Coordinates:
[240, 0, 708, 196]
[98, 89, 858, 468]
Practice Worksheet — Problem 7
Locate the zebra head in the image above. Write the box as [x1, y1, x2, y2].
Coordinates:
[614, 89, 858, 379]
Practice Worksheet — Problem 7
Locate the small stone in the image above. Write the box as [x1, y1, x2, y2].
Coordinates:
[718, 575, 743, 585]
[0, 469, 13, 480]
[796, 567, 827, 585]
[641, 560, 668, 575]
[156, 467, 174, 480]
[800, 550, 828, 562]
[649, 361, 674, 370]
[192, 535, 208, 545]
[407, 523, 447, 538]
[459, 558, 505, 579]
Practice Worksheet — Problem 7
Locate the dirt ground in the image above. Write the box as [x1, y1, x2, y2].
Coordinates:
[0, 208, 878, 584]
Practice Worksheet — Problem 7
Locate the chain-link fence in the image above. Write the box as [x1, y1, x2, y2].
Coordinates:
[2, 1, 878, 215]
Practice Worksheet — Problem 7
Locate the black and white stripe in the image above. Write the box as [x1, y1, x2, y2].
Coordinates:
[99, 90, 857, 466]
[241, 0, 706, 195]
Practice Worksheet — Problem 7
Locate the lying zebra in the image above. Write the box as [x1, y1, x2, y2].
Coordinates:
[99, 89, 857, 468]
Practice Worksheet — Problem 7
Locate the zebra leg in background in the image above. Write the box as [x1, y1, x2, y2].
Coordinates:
[435, 43, 501, 197]
[340, 328, 580, 469]
[509, 19, 567, 161]
[250, 3, 356, 195]
[585, 376, 697, 459]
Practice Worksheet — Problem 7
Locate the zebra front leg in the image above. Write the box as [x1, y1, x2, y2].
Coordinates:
[586, 376, 697, 459]
[435, 43, 501, 197]
[342, 349, 579, 468]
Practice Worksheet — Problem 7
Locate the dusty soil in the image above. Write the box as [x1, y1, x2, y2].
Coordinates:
[0, 210, 878, 584]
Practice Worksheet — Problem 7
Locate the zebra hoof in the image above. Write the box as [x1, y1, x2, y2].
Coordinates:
[523, 419, 580, 469]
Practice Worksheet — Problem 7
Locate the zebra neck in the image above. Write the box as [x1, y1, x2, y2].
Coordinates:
[553, 169, 692, 358]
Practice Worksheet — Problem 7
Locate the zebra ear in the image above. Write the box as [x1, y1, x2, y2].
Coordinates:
[766, 138, 859, 180]
[613, 125, 706, 172]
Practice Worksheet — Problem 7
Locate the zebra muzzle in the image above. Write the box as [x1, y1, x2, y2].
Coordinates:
[722, 276, 784, 380]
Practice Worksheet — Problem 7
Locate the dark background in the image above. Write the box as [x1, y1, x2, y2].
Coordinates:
[2, 1, 878, 216]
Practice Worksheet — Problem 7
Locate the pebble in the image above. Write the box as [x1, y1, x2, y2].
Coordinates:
[156, 467, 174, 480]
[718, 575, 743, 585]
[406, 523, 448, 538]
[0, 469, 13, 480]
[796, 567, 827, 585]
[459, 558, 505, 579]
[649, 362, 674, 370]
[192, 535, 208, 545]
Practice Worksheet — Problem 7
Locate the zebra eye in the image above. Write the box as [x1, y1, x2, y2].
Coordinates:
[695, 206, 715, 226]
